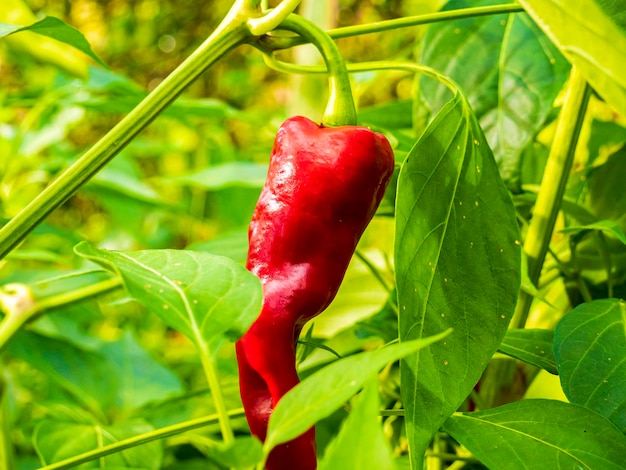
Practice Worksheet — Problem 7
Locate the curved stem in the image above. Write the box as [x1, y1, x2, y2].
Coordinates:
[261, 54, 459, 97]
[510, 67, 591, 329]
[199, 344, 235, 445]
[0, 277, 122, 353]
[274, 15, 356, 126]
[262, 4, 525, 50]
[37, 409, 246, 470]
[247, 0, 302, 35]
[0, 4, 253, 261]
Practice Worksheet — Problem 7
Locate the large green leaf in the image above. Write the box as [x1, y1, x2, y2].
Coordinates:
[34, 419, 162, 469]
[74, 243, 262, 349]
[554, 299, 626, 432]
[319, 380, 395, 470]
[518, 0, 626, 116]
[442, 399, 626, 469]
[265, 331, 450, 452]
[395, 91, 521, 467]
[419, 0, 569, 186]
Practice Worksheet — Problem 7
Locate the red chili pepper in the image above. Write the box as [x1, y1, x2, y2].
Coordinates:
[236, 116, 394, 469]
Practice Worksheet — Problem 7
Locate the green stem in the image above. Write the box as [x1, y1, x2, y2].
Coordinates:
[270, 15, 356, 126]
[0, 3, 253, 261]
[510, 67, 591, 329]
[355, 250, 393, 293]
[0, 277, 122, 353]
[262, 4, 525, 50]
[247, 0, 302, 35]
[0, 380, 14, 470]
[37, 409, 246, 470]
[199, 344, 235, 445]
[261, 54, 459, 96]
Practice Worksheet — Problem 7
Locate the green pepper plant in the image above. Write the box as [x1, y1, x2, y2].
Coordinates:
[0, 0, 625, 469]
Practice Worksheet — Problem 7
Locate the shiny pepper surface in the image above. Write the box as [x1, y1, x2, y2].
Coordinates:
[236, 116, 394, 470]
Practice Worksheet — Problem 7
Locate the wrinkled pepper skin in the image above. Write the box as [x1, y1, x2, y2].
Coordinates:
[236, 116, 394, 469]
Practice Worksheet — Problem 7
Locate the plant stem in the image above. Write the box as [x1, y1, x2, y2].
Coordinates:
[0, 4, 253, 261]
[510, 67, 592, 329]
[261, 55, 460, 97]
[247, 0, 302, 35]
[262, 4, 525, 50]
[0, 381, 14, 470]
[199, 344, 235, 445]
[270, 15, 356, 126]
[37, 409, 246, 470]
[0, 277, 122, 353]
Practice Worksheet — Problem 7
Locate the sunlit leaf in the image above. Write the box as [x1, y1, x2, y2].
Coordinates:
[0, 16, 106, 67]
[443, 399, 626, 469]
[519, 0, 626, 116]
[554, 299, 626, 432]
[395, 90, 521, 466]
[74, 243, 262, 348]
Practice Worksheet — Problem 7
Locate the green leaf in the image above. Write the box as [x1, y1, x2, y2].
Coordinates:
[419, 0, 569, 186]
[442, 399, 626, 469]
[358, 100, 414, 129]
[74, 242, 262, 348]
[100, 332, 184, 411]
[561, 219, 626, 245]
[265, 331, 450, 451]
[395, 91, 521, 466]
[7, 331, 116, 419]
[554, 299, 626, 432]
[34, 419, 162, 469]
[207, 437, 263, 468]
[171, 162, 268, 191]
[319, 380, 396, 470]
[0, 16, 106, 68]
[518, 0, 626, 116]
[498, 329, 557, 375]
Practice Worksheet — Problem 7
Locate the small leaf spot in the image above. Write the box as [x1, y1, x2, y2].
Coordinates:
[474, 200, 479, 206]
[159, 289, 164, 293]
[443, 360, 449, 366]
[163, 304, 169, 310]
[145, 284, 152, 289]
[454, 28, 461, 34]
[441, 312, 445, 317]
[500, 314, 506, 319]
[473, 139, 479, 145]
[514, 240, 521, 246]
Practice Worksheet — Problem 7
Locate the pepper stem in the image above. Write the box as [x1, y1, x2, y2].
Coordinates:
[275, 15, 357, 126]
